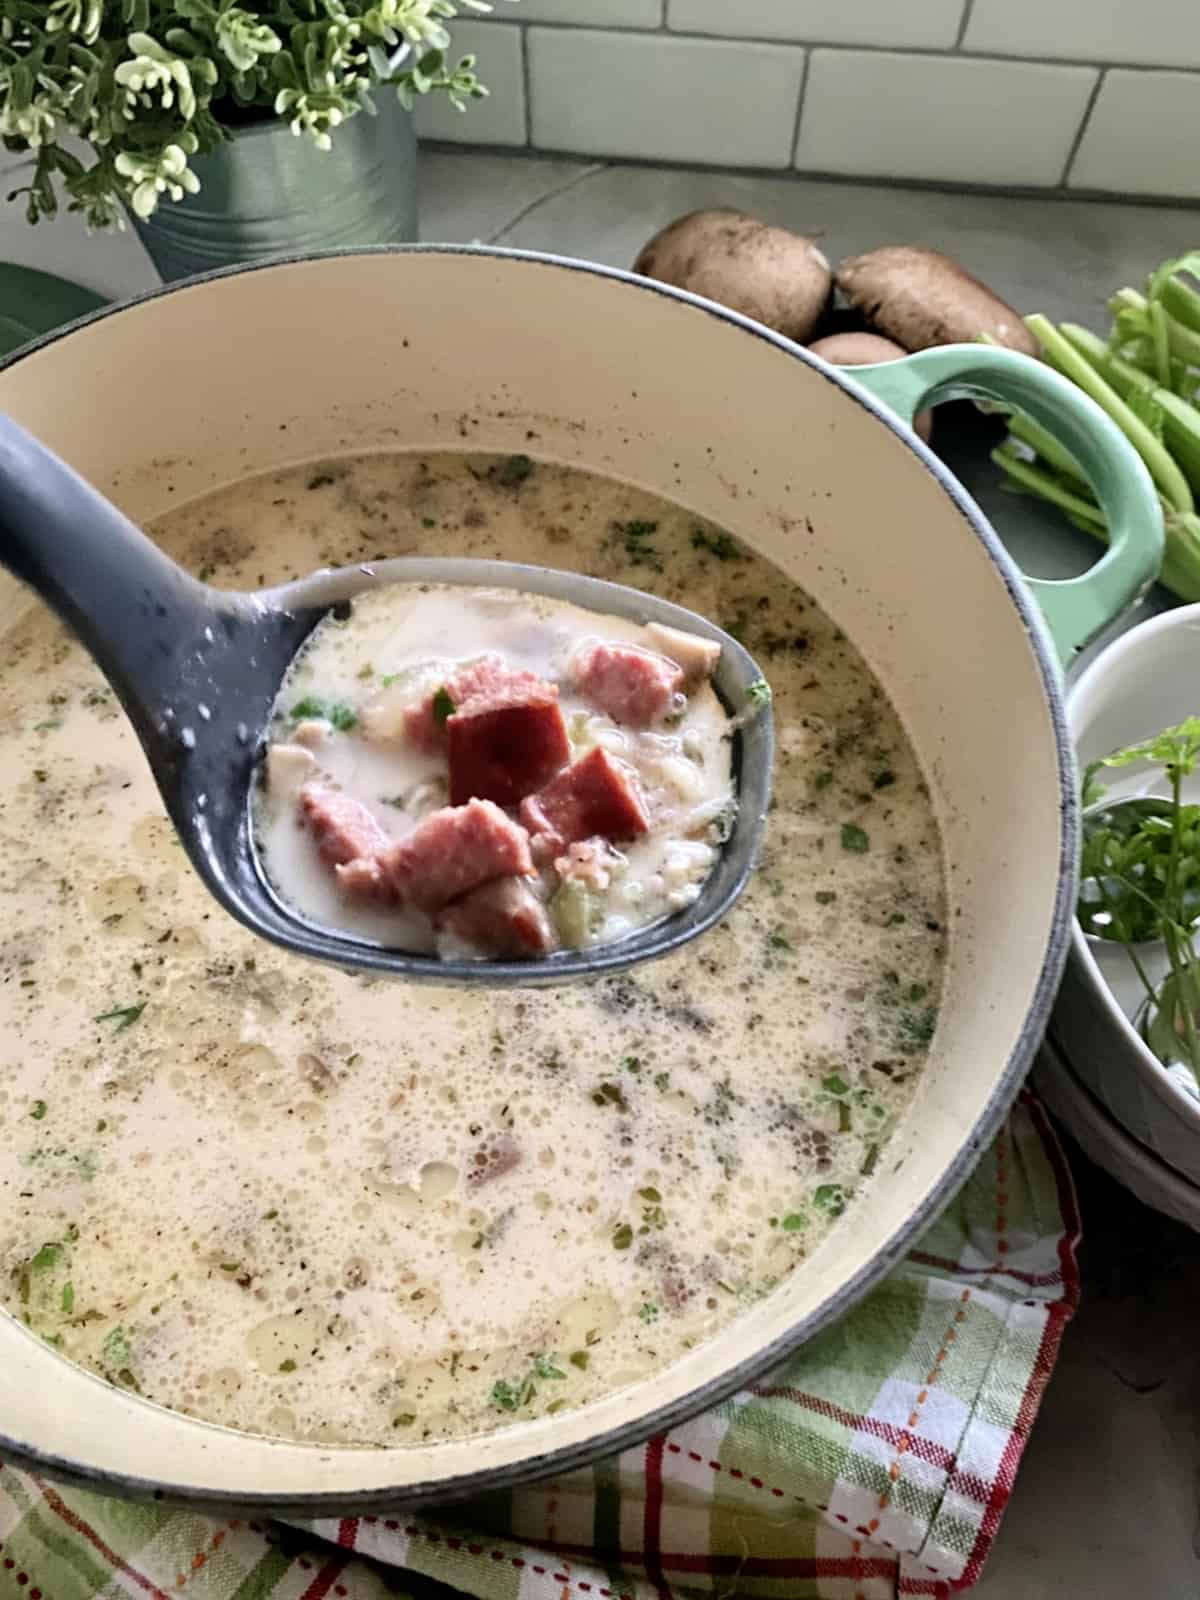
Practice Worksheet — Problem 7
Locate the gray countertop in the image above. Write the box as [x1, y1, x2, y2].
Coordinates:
[2, 146, 1199, 1596]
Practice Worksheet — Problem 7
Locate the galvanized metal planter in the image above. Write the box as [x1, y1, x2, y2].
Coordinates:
[131, 88, 417, 283]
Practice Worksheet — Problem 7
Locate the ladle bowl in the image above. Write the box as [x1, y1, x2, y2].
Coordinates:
[0, 412, 773, 985]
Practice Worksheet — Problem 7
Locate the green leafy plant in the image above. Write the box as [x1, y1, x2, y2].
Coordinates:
[0, 0, 499, 228]
[1080, 717, 1200, 1080]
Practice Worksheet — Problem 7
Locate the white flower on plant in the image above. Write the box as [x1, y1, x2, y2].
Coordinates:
[0, 93, 61, 149]
[363, 0, 490, 52]
[215, 10, 283, 75]
[45, 0, 103, 45]
[115, 143, 200, 218]
[114, 33, 203, 122]
[273, 88, 348, 152]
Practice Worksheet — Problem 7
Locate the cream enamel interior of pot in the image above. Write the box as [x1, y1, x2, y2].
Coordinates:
[0, 251, 1066, 1504]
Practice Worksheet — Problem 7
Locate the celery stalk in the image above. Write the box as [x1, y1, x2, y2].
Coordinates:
[997, 439, 1200, 600]
[1159, 274, 1200, 337]
[1026, 313, 1194, 514]
[1162, 511, 1200, 601]
[992, 443, 1105, 528]
[1007, 411, 1088, 484]
[1060, 323, 1200, 494]
[1148, 252, 1200, 305]
[1119, 285, 1200, 367]
[1150, 300, 1173, 388]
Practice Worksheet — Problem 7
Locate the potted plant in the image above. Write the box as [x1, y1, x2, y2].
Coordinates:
[0, 1, 496, 282]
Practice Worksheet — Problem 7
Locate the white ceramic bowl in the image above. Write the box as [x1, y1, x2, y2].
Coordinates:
[1054, 604, 1200, 1182]
[1035, 1030, 1200, 1229]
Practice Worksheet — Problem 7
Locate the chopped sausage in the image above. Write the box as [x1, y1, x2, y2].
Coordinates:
[571, 641, 684, 728]
[467, 1131, 522, 1187]
[299, 784, 390, 868]
[438, 877, 556, 958]
[404, 656, 553, 752]
[520, 747, 649, 854]
[447, 685, 569, 807]
[384, 798, 534, 911]
[334, 855, 399, 906]
[644, 622, 721, 686]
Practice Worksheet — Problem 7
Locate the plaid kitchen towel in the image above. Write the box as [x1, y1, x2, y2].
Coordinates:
[0, 1089, 1079, 1600]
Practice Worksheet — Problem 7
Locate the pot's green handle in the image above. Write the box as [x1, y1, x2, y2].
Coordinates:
[851, 344, 1164, 666]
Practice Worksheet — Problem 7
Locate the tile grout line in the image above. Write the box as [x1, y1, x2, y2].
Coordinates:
[422, 139, 1200, 212]
[1058, 67, 1107, 188]
[788, 49, 811, 170]
[517, 20, 532, 146]
[479, 17, 1198, 76]
[485, 160, 611, 244]
[954, 0, 978, 51]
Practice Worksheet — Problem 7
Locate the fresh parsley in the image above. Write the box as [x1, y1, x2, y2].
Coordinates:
[615, 519, 662, 572]
[94, 1003, 146, 1031]
[690, 528, 742, 561]
[289, 697, 358, 732]
[841, 822, 870, 853]
[431, 686, 456, 726]
[490, 1351, 565, 1411]
[495, 454, 534, 487]
[102, 1325, 132, 1368]
[592, 1081, 629, 1110]
[30, 1100, 47, 1120]
[813, 1184, 849, 1219]
[746, 678, 772, 711]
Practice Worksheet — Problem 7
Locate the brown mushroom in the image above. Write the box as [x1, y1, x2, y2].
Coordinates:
[634, 210, 832, 344]
[834, 246, 1037, 357]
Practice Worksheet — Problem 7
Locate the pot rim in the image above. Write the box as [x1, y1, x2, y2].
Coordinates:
[0, 243, 1078, 1513]
[1067, 600, 1200, 1133]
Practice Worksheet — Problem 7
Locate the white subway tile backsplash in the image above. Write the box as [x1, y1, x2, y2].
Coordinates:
[796, 50, 1096, 187]
[1069, 70, 1200, 198]
[965, 0, 1200, 70]
[527, 28, 805, 167]
[413, 21, 526, 146]
[414, 2, 1200, 200]
[492, 0, 662, 24]
[668, 0, 964, 50]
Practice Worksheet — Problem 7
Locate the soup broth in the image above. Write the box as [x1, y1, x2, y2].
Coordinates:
[0, 452, 945, 1446]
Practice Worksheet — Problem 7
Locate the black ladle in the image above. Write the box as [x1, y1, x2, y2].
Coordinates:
[0, 415, 773, 986]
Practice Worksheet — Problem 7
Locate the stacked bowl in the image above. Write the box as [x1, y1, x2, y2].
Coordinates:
[1041, 605, 1200, 1225]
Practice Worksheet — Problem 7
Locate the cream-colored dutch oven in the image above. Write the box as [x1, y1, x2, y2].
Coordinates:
[0, 248, 1163, 1512]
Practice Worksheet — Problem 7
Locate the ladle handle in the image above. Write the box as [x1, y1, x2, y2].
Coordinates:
[0, 413, 212, 739]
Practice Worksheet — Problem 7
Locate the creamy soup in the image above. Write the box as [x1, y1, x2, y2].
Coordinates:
[0, 452, 945, 1447]
[258, 583, 745, 959]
